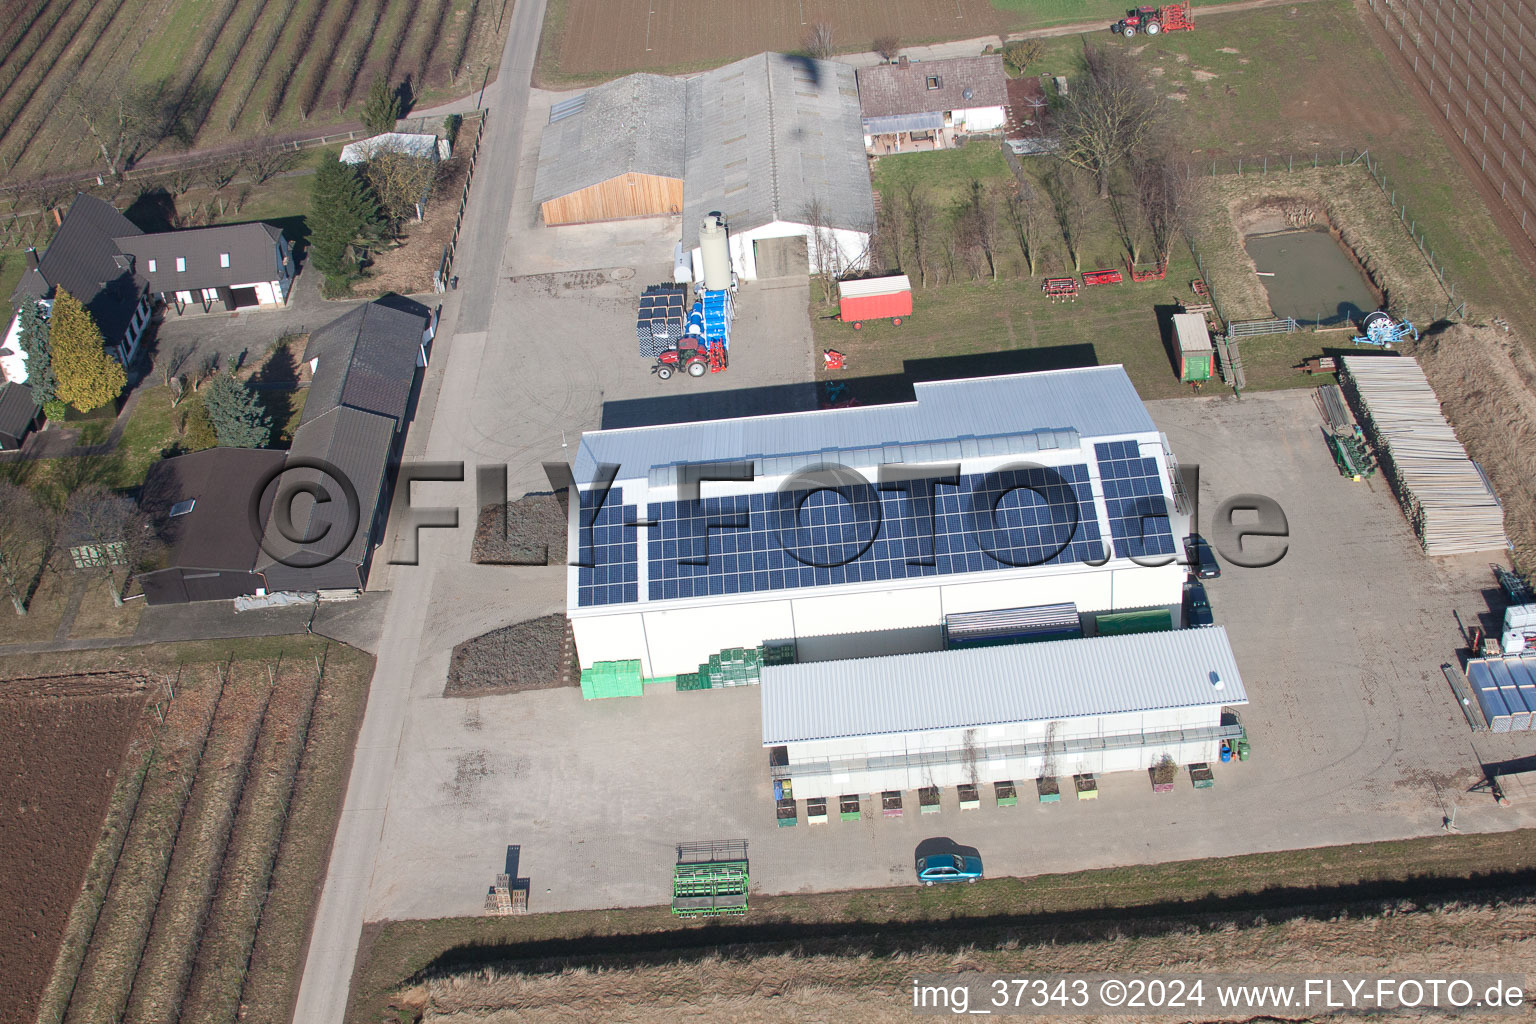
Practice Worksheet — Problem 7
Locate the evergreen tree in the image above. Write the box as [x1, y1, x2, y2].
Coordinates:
[362, 78, 401, 134]
[309, 157, 383, 296]
[16, 301, 55, 405]
[50, 288, 126, 413]
[201, 373, 270, 447]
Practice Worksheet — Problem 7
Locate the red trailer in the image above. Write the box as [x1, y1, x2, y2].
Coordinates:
[836, 274, 913, 329]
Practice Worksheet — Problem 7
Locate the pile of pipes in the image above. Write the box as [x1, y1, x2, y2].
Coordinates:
[1339, 356, 1508, 555]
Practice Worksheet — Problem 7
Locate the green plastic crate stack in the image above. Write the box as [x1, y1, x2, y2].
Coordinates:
[579, 659, 644, 699]
[674, 671, 706, 692]
[675, 645, 765, 691]
[762, 641, 797, 666]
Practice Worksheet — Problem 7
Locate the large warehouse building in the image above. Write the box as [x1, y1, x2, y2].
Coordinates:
[566, 366, 1191, 677]
[533, 53, 875, 279]
[761, 627, 1247, 800]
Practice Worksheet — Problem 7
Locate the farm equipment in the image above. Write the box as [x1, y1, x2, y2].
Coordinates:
[1317, 383, 1376, 480]
[1042, 277, 1079, 301]
[671, 840, 749, 917]
[1082, 268, 1124, 286]
[1112, 1, 1194, 36]
[647, 215, 737, 380]
[1128, 257, 1168, 282]
[835, 274, 912, 329]
[1355, 309, 1418, 348]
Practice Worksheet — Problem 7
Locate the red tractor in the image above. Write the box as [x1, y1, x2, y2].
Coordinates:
[1111, 1, 1194, 37]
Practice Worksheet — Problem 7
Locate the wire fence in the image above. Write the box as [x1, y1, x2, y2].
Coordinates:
[1364, 0, 1536, 249]
[1198, 146, 1469, 322]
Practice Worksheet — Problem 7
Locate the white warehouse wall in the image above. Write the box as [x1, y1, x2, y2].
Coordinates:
[691, 220, 870, 281]
[780, 705, 1227, 800]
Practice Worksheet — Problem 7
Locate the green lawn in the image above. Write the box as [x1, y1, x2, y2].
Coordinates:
[1018, 0, 1534, 335]
[872, 145, 1012, 207]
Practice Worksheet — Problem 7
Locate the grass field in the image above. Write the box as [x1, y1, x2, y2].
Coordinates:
[7, 637, 375, 1024]
[0, 0, 507, 184]
[816, 0, 1536, 401]
[349, 828, 1536, 1022]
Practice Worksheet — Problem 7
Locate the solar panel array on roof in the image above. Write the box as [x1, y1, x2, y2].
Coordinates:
[576, 488, 639, 606]
[1094, 440, 1175, 559]
[637, 284, 688, 357]
[636, 466, 1103, 605]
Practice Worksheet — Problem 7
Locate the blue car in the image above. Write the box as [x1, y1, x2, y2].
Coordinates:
[917, 853, 983, 885]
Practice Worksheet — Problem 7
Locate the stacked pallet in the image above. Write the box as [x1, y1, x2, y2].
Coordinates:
[1340, 356, 1508, 555]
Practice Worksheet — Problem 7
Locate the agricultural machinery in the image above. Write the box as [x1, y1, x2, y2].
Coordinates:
[639, 215, 737, 380]
[1111, 1, 1194, 37]
[1355, 309, 1418, 348]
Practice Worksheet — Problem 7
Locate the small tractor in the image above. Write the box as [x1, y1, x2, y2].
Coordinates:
[1111, 1, 1194, 37]
[1355, 309, 1418, 349]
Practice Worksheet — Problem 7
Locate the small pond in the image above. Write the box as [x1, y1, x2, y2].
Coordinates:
[1243, 227, 1379, 326]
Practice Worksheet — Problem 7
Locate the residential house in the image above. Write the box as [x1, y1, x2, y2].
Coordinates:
[136, 446, 286, 604]
[255, 299, 436, 595]
[115, 222, 296, 315]
[0, 382, 40, 450]
[5, 194, 298, 384]
[855, 55, 1008, 153]
[9, 194, 153, 365]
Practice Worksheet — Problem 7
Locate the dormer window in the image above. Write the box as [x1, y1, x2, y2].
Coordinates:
[926, 75, 942, 89]
[176, 257, 186, 272]
[219, 253, 230, 268]
[147, 259, 157, 273]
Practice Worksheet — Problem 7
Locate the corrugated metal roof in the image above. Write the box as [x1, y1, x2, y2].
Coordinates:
[861, 111, 945, 135]
[682, 54, 874, 247]
[577, 365, 1157, 482]
[855, 56, 1008, 119]
[533, 74, 686, 204]
[760, 626, 1247, 745]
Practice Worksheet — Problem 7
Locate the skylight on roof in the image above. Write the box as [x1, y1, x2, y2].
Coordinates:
[169, 498, 196, 517]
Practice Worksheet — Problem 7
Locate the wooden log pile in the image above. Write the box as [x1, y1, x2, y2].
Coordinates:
[1339, 356, 1508, 556]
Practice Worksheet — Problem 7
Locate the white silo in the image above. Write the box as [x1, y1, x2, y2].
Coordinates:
[699, 213, 732, 292]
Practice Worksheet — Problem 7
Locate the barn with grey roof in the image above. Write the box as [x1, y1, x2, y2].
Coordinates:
[533, 52, 875, 279]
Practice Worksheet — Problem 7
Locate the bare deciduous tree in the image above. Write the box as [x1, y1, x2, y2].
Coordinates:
[161, 342, 195, 388]
[954, 179, 1000, 281]
[900, 181, 936, 287]
[365, 151, 438, 232]
[1108, 187, 1145, 263]
[241, 145, 299, 185]
[0, 482, 52, 615]
[1134, 146, 1194, 264]
[60, 485, 153, 607]
[64, 78, 190, 179]
[198, 156, 243, 193]
[1043, 164, 1090, 272]
[1055, 42, 1164, 199]
[873, 35, 901, 61]
[805, 22, 836, 60]
[1003, 179, 1041, 275]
